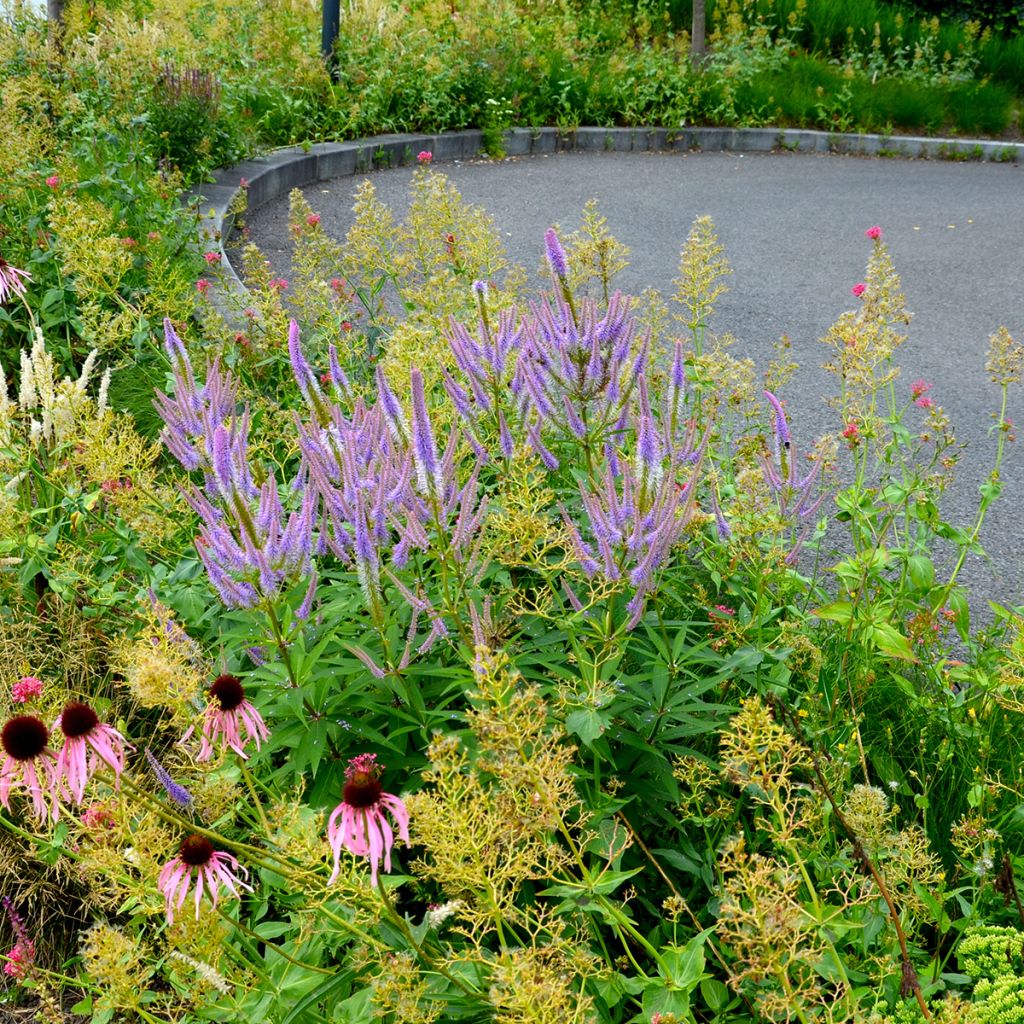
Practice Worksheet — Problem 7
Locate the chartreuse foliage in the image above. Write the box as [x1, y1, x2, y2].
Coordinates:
[2, 167, 1024, 1023]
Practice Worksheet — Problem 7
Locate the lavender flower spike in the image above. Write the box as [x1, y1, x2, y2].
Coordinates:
[763, 390, 791, 450]
[376, 365, 409, 444]
[288, 320, 323, 410]
[544, 227, 568, 280]
[410, 368, 444, 499]
[145, 748, 193, 807]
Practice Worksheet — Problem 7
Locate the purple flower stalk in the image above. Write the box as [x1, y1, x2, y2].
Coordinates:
[544, 228, 568, 280]
[764, 390, 791, 452]
[287, 320, 323, 412]
[410, 369, 444, 499]
[145, 748, 193, 808]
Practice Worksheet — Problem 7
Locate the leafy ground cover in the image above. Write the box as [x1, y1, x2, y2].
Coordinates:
[3, 0, 1024, 1021]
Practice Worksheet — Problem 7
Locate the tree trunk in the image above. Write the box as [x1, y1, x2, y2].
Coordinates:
[691, 0, 706, 64]
[46, 0, 65, 49]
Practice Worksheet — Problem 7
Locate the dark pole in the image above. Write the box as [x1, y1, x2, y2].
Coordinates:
[321, 0, 340, 78]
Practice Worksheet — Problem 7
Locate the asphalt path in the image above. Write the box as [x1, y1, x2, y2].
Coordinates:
[246, 150, 1024, 617]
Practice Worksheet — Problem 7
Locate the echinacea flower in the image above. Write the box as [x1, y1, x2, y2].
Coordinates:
[194, 675, 269, 761]
[0, 258, 30, 304]
[11, 676, 43, 704]
[327, 754, 409, 885]
[54, 701, 130, 803]
[158, 834, 251, 923]
[0, 716, 58, 820]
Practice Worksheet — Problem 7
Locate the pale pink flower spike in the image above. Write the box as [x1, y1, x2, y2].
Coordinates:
[158, 834, 252, 923]
[328, 753, 410, 885]
[54, 701, 131, 804]
[0, 716, 58, 821]
[195, 675, 269, 761]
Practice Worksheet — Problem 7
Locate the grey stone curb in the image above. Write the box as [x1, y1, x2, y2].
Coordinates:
[188, 126, 1023, 324]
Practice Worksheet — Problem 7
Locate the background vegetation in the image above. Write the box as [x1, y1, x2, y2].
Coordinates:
[1, 0, 1024, 1021]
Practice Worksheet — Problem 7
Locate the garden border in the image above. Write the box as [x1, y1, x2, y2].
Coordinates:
[190, 125, 1023, 323]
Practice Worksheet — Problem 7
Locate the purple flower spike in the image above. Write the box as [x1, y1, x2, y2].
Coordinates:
[764, 390, 791, 449]
[410, 369, 443, 499]
[498, 410, 515, 459]
[210, 424, 235, 498]
[288, 320, 322, 408]
[528, 422, 559, 471]
[544, 228, 568, 280]
[376, 366, 409, 444]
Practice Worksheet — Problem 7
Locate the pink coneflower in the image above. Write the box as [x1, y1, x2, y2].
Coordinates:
[158, 834, 251, 923]
[0, 716, 58, 820]
[327, 754, 409, 885]
[851, 282, 866, 298]
[194, 675, 269, 761]
[0, 258, 31, 304]
[865, 225, 882, 240]
[54, 701, 130, 804]
[11, 676, 43, 704]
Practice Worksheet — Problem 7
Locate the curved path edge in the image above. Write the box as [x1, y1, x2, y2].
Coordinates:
[188, 125, 1023, 325]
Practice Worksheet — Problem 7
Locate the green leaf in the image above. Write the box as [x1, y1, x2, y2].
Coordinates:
[658, 930, 709, 992]
[700, 977, 731, 1012]
[565, 708, 609, 745]
[813, 600, 854, 624]
[869, 622, 917, 662]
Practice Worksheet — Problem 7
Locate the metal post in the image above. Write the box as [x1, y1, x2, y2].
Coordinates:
[321, 0, 340, 78]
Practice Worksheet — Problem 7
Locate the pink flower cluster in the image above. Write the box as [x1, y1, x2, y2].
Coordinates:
[203, 251, 222, 265]
[416, 150, 433, 164]
[11, 676, 43, 704]
[865, 225, 882, 240]
[851, 282, 867, 298]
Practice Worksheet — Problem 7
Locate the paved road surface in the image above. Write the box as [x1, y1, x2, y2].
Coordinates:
[247, 150, 1024, 617]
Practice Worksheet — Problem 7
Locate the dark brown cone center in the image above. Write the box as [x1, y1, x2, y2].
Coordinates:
[1, 716, 49, 761]
[179, 834, 215, 867]
[60, 701, 99, 739]
[209, 674, 245, 712]
[343, 772, 383, 809]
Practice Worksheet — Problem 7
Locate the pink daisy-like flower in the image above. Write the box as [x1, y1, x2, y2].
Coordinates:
[54, 701, 130, 804]
[851, 282, 866, 298]
[194, 675, 269, 761]
[11, 676, 43, 704]
[327, 754, 410, 885]
[158, 834, 252, 923]
[0, 716, 58, 820]
[0, 258, 31, 305]
[865, 225, 882, 240]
